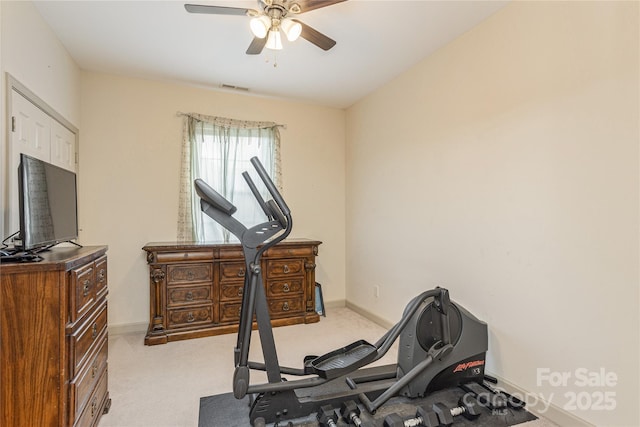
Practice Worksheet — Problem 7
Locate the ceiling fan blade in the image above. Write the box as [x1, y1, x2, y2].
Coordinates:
[184, 4, 250, 16]
[294, 20, 336, 51]
[292, 0, 347, 14]
[246, 37, 267, 55]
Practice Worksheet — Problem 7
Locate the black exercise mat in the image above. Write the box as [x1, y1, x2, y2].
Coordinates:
[199, 387, 537, 427]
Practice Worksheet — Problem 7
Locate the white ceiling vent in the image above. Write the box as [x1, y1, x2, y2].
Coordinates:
[221, 84, 249, 92]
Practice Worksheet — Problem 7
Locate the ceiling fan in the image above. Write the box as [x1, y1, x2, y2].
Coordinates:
[185, 0, 346, 55]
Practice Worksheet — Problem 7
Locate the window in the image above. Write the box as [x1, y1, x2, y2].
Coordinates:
[178, 113, 282, 242]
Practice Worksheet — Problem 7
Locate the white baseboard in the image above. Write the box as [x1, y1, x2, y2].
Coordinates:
[485, 373, 594, 427]
[324, 299, 346, 309]
[345, 300, 394, 329]
[109, 321, 148, 336]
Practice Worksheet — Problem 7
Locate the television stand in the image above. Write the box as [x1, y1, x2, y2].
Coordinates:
[1, 245, 111, 426]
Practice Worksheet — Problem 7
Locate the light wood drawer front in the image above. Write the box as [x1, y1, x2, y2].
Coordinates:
[70, 304, 108, 378]
[266, 279, 303, 297]
[94, 256, 108, 298]
[268, 298, 304, 318]
[220, 262, 246, 282]
[167, 285, 212, 306]
[220, 283, 244, 301]
[70, 263, 96, 323]
[71, 336, 108, 421]
[265, 245, 316, 258]
[220, 302, 242, 323]
[266, 259, 304, 278]
[73, 367, 108, 427]
[166, 263, 212, 284]
[167, 305, 213, 328]
[156, 251, 213, 263]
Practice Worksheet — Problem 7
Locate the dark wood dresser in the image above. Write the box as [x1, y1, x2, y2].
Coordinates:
[142, 239, 321, 345]
[0, 246, 110, 427]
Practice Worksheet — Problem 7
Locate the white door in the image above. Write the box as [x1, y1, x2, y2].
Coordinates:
[7, 91, 52, 235]
[51, 120, 76, 172]
[11, 90, 51, 162]
[7, 89, 77, 237]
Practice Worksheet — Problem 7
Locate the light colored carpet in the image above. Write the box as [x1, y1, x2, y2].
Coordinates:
[100, 307, 557, 427]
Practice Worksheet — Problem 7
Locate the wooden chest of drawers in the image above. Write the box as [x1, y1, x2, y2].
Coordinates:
[0, 246, 110, 427]
[143, 240, 321, 345]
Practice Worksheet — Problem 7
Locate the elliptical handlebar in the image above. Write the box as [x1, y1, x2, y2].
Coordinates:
[194, 157, 289, 232]
[242, 171, 272, 220]
[250, 157, 290, 217]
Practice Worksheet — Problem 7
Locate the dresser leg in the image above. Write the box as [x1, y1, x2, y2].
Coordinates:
[103, 397, 112, 414]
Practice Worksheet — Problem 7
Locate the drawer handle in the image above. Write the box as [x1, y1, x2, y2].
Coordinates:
[92, 323, 98, 339]
[185, 291, 194, 301]
[237, 307, 242, 317]
[91, 398, 97, 417]
[237, 269, 245, 278]
[97, 269, 106, 283]
[186, 271, 195, 280]
[92, 362, 98, 379]
[237, 288, 244, 297]
[283, 283, 290, 293]
[282, 302, 290, 312]
[83, 279, 91, 296]
[283, 265, 290, 274]
[186, 312, 195, 323]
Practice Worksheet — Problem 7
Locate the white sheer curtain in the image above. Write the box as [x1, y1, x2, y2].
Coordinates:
[177, 113, 282, 242]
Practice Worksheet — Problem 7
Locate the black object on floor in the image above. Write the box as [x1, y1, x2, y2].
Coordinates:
[198, 386, 537, 427]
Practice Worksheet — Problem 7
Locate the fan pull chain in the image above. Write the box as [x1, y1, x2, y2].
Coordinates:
[265, 52, 278, 68]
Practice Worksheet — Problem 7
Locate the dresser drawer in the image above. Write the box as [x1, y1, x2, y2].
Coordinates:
[70, 263, 96, 323]
[94, 256, 108, 298]
[166, 263, 212, 284]
[167, 285, 212, 306]
[70, 303, 108, 378]
[73, 367, 108, 427]
[220, 302, 242, 323]
[156, 250, 214, 263]
[219, 261, 246, 282]
[265, 259, 304, 278]
[266, 279, 303, 297]
[70, 336, 108, 421]
[268, 298, 304, 318]
[220, 283, 245, 301]
[167, 305, 213, 328]
[264, 245, 317, 258]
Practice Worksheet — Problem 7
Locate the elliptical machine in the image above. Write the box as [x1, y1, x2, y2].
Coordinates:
[194, 157, 488, 426]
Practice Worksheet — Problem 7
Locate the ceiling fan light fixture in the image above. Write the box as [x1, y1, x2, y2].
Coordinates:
[250, 15, 270, 38]
[265, 29, 283, 50]
[281, 18, 302, 42]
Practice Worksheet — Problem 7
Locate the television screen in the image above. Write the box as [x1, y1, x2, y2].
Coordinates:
[18, 153, 78, 251]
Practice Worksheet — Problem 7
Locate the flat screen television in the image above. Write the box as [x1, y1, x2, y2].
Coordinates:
[18, 153, 78, 251]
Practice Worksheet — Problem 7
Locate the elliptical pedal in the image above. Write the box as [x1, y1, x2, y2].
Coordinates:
[309, 340, 378, 379]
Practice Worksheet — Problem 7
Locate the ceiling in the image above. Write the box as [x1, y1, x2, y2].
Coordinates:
[33, 0, 508, 109]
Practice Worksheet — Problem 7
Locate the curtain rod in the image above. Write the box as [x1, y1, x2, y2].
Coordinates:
[177, 111, 286, 130]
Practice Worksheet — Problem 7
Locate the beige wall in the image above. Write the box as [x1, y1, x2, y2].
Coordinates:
[1, 1, 81, 239]
[1, 1, 80, 126]
[79, 72, 346, 329]
[346, 2, 638, 426]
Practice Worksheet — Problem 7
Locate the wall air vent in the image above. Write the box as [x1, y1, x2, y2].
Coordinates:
[220, 84, 250, 92]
